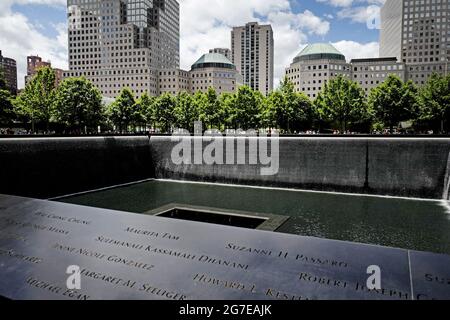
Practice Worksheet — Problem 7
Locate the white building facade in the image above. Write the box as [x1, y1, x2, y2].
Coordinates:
[65, 0, 180, 98]
[157, 53, 243, 95]
[286, 44, 408, 98]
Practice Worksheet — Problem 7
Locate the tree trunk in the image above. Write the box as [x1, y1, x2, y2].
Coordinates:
[441, 119, 444, 134]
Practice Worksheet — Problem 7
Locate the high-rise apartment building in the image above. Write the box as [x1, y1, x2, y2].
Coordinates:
[380, 0, 450, 85]
[26, 55, 65, 86]
[26, 55, 51, 85]
[65, 0, 180, 98]
[231, 22, 274, 95]
[27, 56, 51, 77]
[0, 50, 17, 95]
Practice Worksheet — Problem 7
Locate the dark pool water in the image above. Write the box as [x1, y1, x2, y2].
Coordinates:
[58, 180, 450, 255]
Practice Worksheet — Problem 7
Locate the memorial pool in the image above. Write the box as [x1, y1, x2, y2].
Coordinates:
[58, 180, 450, 255]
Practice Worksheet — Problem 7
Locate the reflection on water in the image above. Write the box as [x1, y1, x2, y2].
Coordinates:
[59, 180, 450, 255]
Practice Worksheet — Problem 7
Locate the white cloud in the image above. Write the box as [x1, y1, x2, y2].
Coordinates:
[316, 0, 386, 7]
[337, 4, 380, 24]
[332, 40, 379, 61]
[0, 0, 65, 14]
[316, 0, 355, 7]
[179, 0, 331, 87]
[0, 1, 67, 89]
[0, 0, 381, 90]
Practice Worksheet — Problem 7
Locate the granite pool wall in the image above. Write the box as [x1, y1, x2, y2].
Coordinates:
[1, 136, 449, 199]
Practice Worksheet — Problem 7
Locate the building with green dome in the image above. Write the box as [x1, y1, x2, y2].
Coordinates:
[158, 52, 243, 95]
[285, 43, 406, 98]
[285, 43, 351, 99]
[293, 43, 346, 64]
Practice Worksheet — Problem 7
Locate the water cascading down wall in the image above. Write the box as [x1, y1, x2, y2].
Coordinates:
[0, 136, 450, 200]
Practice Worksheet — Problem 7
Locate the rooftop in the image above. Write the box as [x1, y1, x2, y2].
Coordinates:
[294, 43, 346, 63]
[191, 53, 236, 70]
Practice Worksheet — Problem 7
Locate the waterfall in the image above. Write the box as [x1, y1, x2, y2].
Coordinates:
[442, 151, 450, 200]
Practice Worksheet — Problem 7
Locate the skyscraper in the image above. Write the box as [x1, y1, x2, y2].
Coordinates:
[380, 0, 450, 85]
[379, 0, 402, 61]
[231, 22, 274, 95]
[0, 50, 17, 95]
[65, 0, 179, 98]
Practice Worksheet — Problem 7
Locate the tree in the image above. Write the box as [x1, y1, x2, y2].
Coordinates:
[136, 93, 156, 131]
[174, 92, 198, 132]
[315, 75, 370, 133]
[219, 92, 236, 130]
[154, 93, 176, 133]
[234, 86, 263, 130]
[192, 91, 208, 130]
[264, 78, 313, 133]
[107, 88, 136, 133]
[265, 90, 284, 130]
[369, 75, 418, 134]
[0, 89, 14, 125]
[418, 73, 450, 133]
[292, 92, 314, 132]
[203, 87, 222, 129]
[53, 77, 104, 133]
[15, 66, 56, 132]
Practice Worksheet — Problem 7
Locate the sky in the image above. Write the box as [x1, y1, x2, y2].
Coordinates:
[0, 0, 386, 89]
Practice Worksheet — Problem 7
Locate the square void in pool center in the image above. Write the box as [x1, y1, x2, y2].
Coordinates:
[146, 203, 290, 231]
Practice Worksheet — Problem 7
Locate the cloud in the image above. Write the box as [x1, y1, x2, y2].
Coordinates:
[318, 0, 386, 31]
[316, 0, 386, 8]
[337, 4, 380, 24]
[0, 1, 67, 89]
[316, 0, 355, 7]
[1, 0, 381, 91]
[332, 40, 379, 61]
[179, 0, 330, 87]
[0, 0, 66, 14]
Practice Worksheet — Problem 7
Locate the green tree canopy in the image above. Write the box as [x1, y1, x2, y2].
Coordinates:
[136, 93, 156, 130]
[174, 91, 198, 131]
[234, 86, 264, 130]
[203, 88, 222, 129]
[107, 88, 136, 133]
[219, 92, 236, 130]
[418, 73, 450, 133]
[264, 78, 313, 133]
[368, 74, 418, 133]
[315, 75, 370, 133]
[15, 66, 56, 131]
[53, 77, 104, 133]
[154, 93, 176, 133]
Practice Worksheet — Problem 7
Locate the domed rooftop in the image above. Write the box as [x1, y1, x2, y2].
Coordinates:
[293, 43, 346, 63]
[191, 53, 236, 70]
